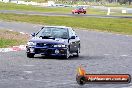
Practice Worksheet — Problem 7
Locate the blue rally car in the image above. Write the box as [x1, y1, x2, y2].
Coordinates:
[26, 26, 80, 59]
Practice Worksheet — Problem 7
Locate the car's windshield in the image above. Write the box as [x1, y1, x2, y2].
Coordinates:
[36, 27, 69, 39]
[75, 6, 83, 10]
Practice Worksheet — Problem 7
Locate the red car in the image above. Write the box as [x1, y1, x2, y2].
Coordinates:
[72, 7, 86, 14]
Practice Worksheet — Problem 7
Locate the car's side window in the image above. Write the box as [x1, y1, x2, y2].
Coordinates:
[69, 28, 76, 37]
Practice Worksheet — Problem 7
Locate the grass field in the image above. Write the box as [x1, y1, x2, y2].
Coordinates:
[23, 0, 44, 3]
[0, 2, 102, 14]
[0, 30, 29, 48]
[24, 0, 47, 3]
[104, 3, 132, 8]
[0, 13, 131, 35]
[0, 2, 73, 13]
[1, 2, 132, 16]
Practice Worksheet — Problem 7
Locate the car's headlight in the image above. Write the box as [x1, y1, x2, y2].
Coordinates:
[27, 42, 36, 46]
[54, 44, 66, 48]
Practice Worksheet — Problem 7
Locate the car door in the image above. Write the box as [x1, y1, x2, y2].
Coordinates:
[79, 8, 82, 13]
[68, 28, 79, 53]
[74, 35, 80, 51]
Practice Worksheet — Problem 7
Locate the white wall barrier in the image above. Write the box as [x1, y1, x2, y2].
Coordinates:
[0, 0, 48, 6]
[107, 7, 110, 15]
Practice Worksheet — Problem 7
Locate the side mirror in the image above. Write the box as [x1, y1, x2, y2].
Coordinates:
[70, 36, 75, 39]
[31, 33, 35, 37]
[41, 27, 44, 29]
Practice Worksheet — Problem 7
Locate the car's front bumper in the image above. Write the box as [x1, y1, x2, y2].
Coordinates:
[26, 46, 67, 56]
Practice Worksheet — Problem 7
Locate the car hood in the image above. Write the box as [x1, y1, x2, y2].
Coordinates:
[29, 37, 68, 45]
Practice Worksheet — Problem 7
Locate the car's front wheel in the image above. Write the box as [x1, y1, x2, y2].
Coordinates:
[27, 53, 34, 58]
[64, 48, 70, 59]
[75, 48, 80, 57]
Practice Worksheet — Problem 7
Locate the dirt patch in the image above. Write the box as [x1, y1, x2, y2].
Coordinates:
[0, 30, 29, 41]
[0, 29, 29, 47]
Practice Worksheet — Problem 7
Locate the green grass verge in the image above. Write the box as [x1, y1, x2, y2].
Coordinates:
[0, 13, 132, 35]
[0, 38, 19, 48]
[0, 30, 28, 48]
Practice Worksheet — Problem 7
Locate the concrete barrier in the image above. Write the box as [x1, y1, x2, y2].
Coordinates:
[122, 10, 127, 13]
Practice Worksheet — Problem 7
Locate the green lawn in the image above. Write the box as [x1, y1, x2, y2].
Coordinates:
[0, 13, 131, 35]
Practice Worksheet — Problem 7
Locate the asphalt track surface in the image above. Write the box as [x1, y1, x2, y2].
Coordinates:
[0, 21, 132, 88]
[0, 10, 132, 18]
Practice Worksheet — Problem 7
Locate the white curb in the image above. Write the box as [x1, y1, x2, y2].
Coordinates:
[0, 45, 26, 52]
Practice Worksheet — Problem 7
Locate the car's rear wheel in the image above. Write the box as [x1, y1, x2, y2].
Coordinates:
[84, 12, 86, 14]
[27, 53, 34, 58]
